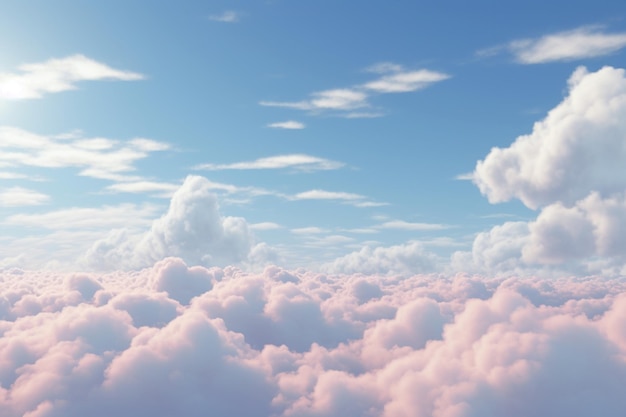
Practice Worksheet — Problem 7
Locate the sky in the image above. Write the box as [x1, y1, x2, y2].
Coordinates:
[2, 1, 626, 415]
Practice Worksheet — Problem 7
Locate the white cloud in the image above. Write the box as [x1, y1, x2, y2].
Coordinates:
[523, 192, 626, 266]
[462, 66, 626, 276]
[208, 10, 240, 23]
[267, 121, 305, 130]
[510, 26, 626, 64]
[250, 222, 283, 231]
[261, 89, 368, 111]
[0, 172, 28, 180]
[0, 186, 49, 207]
[292, 189, 364, 201]
[260, 62, 449, 116]
[473, 66, 626, 210]
[194, 154, 345, 172]
[105, 181, 180, 197]
[324, 241, 440, 275]
[84, 176, 266, 270]
[289, 189, 385, 208]
[377, 220, 451, 231]
[0, 126, 170, 181]
[363, 69, 450, 93]
[0, 54, 143, 100]
[4, 204, 160, 230]
[291, 226, 328, 234]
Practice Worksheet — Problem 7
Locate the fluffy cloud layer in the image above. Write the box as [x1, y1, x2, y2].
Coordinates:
[2, 259, 626, 416]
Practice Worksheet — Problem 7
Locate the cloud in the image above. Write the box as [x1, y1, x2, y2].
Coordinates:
[208, 10, 240, 23]
[461, 66, 626, 276]
[509, 26, 626, 64]
[377, 220, 451, 231]
[0, 54, 143, 100]
[0, 187, 49, 206]
[290, 189, 385, 208]
[324, 241, 440, 275]
[105, 181, 180, 197]
[260, 63, 449, 117]
[194, 154, 345, 172]
[250, 222, 283, 231]
[261, 89, 369, 111]
[0, 126, 170, 182]
[84, 176, 266, 270]
[363, 69, 450, 93]
[4, 204, 160, 230]
[473, 66, 626, 210]
[292, 189, 364, 201]
[267, 121, 306, 130]
[6, 261, 626, 416]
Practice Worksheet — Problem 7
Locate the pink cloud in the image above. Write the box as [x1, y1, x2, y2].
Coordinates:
[2, 260, 626, 416]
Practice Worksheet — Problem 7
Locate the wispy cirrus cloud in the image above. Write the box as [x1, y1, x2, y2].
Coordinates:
[376, 220, 452, 231]
[267, 120, 306, 129]
[478, 26, 626, 64]
[250, 222, 283, 231]
[0, 186, 49, 207]
[193, 154, 345, 172]
[291, 189, 387, 208]
[105, 181, 181, 197]
[363, 69, 450, 93]
[0, 126, 170, 181]
[260, 63, 449, 117]
[0, 54, 143, 100]
[261, 89, 369, 111]
[208, 10, 240, 23]
[4, 204, 160, 230]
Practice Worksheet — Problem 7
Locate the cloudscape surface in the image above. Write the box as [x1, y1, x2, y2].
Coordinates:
[2, 1, 626, 416]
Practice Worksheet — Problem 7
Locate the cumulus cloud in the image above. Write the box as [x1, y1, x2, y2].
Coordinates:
[460, 66, 626, 276]
[260, 62, 449, 117]
[510, 26, 626, 64]
[323, 241, 440, 275]
[84, 176, 265, 270]
[2, 260, 626, 416]
[0, 54, 143, 100]
[194, 154, 344, 172]
[473, 66, 626, 210]
[0, 186, 49, 207]
[267, 121, 306, 129]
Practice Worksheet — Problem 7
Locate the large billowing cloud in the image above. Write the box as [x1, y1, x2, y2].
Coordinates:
[473, 66, 626, 210]
[2, 259, 626, 416]
[84, 176, 268, 270]
[458, 66, 626, 275]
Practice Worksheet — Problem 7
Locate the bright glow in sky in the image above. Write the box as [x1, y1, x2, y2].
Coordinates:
[2, 1, 626, 415]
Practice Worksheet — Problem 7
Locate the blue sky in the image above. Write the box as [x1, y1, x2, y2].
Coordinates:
[2, 0, 626, 274]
